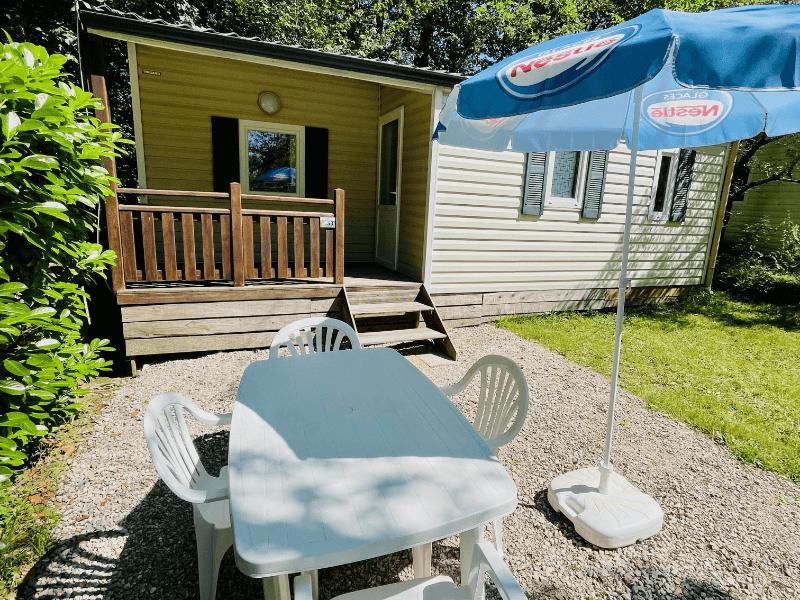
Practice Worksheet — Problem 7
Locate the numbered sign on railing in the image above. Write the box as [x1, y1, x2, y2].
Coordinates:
[321, 217, 336, 228]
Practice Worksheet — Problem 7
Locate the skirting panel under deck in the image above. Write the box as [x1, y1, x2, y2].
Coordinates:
[432, 285, 690, 328]
[119, 285, 341, 356]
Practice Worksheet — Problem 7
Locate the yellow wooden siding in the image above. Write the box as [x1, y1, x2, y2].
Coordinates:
[430, 144, 727, 294]
[725, 144, 799, 249]
[379, 86, 431, 280]
[134, 44, 379, 261]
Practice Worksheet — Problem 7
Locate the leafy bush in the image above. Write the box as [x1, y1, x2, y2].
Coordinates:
[0, 39, 126, 482]
[715, 216, 800, 302]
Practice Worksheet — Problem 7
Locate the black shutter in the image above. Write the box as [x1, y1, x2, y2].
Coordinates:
[669, 148, 696, 223]
[305, 127, 329, 199]
[581, 150, 609, 219]
[211, 116, 240, 193]
[522, 152, 548, 216]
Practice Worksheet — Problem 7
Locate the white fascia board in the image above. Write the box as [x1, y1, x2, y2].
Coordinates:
[423, 86, 446, 288]
[90, 28, 438, 94]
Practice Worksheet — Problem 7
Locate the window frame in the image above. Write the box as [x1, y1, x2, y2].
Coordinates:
[649, 149, 679, 221]
[543, 150, 590, 209]
[239, 120, 306, 197]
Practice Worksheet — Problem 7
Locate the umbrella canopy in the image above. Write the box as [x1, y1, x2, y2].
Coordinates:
[432, 4, 800, 548]
[436, 5, 800, 152]
[449, 5, 800, 121]
[437, 66, 800, 152]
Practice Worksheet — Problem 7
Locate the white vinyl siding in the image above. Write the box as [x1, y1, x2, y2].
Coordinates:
[430, 143, 728, 294]
[726, 143, 800, 250]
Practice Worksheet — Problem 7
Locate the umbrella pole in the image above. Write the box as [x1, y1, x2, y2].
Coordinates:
[599, 84, 644, 494]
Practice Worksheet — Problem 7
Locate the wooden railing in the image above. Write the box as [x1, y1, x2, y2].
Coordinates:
[106, 183, 345, 292]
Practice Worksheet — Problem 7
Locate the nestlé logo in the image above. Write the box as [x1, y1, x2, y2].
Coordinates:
[642, 90, 732, 134]
[497, 25, 638, 100]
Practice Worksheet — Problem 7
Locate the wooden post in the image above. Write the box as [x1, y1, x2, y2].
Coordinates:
[705, 141, 740, 290]
[230, 183, 245, 286]
[294, 217, 306, 278]
[334, 189, 345, 284]
[277, 217, 289, 278]
[89, 71, 125, 292]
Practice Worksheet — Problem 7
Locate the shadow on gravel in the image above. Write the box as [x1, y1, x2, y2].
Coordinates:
[16, 445, 736, 600]
[17, 432, 425, 600]
[525, 490, 735, 600]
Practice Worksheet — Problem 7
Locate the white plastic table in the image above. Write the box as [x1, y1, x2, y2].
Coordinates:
[228, 348, 518, 598]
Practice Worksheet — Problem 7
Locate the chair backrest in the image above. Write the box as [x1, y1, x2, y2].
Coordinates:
[143, 392, 228, 504]
[440, 355, 530, 454]
[269, 317, 361, 359]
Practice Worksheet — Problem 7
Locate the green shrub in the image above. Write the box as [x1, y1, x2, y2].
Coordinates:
[0, 39, 127, 482]
[715, 216, 800, 302]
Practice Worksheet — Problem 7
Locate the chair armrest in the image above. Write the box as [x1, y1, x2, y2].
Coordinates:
[294, 574, 314, 600]
[439, 380, 470, 397]
[188, 406, 231, 427]
[468, 542, 527, 600]
[214, 412, 232, 426]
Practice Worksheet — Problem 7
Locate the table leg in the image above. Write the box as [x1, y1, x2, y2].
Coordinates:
[262, 574, 290, 600]
[300, 570, 319, 600]
[459, 525, 484, 588]
[412, 543, 432, 578]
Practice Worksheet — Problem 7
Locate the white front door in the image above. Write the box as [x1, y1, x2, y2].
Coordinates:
[375, 107, 404, 269]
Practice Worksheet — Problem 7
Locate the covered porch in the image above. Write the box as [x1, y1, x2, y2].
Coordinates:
[77, 3, 464, 368]
[103, 183, 454, 369]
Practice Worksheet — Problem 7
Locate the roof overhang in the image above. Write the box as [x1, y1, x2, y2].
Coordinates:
[78, 5, 464, 92]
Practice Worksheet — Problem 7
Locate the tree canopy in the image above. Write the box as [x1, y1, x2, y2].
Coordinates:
[1, 0, 775, 187]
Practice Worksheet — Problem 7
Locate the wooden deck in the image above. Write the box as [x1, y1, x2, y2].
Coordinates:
[118, 263, 458, 364]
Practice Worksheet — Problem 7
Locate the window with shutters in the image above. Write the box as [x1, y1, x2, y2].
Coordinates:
[522, 150, 608, 218]
[649, 148, 696, 222]
[546, 150, 589, 208]
[239, 120, 305, 197]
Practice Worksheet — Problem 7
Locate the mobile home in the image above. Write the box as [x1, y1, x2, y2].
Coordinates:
[78, 3, 736, 367]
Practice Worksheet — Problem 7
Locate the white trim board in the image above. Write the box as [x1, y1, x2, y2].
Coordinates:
[701, 141, 733, 286]
[127, 42, 148, 198]
[90, 28, 440, 94]
[423, 87, 444, 288]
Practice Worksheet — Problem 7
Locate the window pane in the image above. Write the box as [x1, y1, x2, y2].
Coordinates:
[653, 155, 672, 213]
[248, 130, 297, 193]
[551, 151, 580, 198]
[379, 119, 399, 206]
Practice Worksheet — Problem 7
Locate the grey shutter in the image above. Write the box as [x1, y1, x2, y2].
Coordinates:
[669, 149, 696, 223]
[522, 152, 548, 215]
[211, 116, 240, 193]
[581, 150, 609, 219]
[305, 127, 329, 198]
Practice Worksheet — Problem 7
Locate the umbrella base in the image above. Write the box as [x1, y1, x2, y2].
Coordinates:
[547, 466, 663, 549]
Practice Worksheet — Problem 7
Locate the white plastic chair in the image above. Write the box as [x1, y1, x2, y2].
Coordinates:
[269, 317, 361, 359]
[294, 541, 526, 600]
[441, 356, 530, 559]
[143, 392, 290, 600]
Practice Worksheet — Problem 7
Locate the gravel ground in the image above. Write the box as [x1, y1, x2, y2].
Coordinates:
[19, 324, 800, 600]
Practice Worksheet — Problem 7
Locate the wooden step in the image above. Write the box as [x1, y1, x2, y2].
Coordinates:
[359, 327, 447, 346]
[347, 288, 421, 304]
[350, 301, 434, 317]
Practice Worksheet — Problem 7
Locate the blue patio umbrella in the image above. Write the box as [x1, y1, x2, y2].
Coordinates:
[434, 4, 800, 548]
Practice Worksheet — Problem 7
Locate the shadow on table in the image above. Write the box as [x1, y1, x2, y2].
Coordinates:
[16, 458, 735, 600]
[17, 432, 446, 600]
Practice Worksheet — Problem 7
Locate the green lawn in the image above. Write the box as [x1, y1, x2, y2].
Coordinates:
[496, 292, 800, 481]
